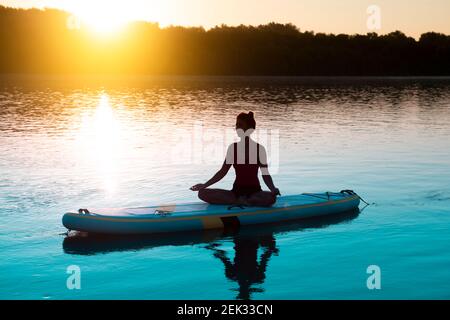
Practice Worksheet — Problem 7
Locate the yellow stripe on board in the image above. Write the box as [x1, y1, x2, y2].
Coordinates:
[65, 195, 359, 223]
[201, 216, 224, 230]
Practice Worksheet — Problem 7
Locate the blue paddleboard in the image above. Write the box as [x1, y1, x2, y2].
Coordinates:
[62, 191, 360, 235]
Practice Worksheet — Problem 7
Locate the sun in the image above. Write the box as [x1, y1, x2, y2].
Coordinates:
[68, 2, 134, 35]
[82, 16, 128, 35]
[64, 1, 174, 35]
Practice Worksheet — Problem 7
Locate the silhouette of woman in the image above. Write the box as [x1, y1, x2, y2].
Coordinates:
[191, 112, 280, 206]
[206, 233, 279, 300]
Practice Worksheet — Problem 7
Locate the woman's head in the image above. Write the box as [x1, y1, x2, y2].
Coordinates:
[236, 112, 256, 136]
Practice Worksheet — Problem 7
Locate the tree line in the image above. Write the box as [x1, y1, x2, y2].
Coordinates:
[1, 6, 449, 75]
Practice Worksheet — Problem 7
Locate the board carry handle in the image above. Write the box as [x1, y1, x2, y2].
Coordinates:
[340, 190, 370, 205]
[78, 208, 90, 215]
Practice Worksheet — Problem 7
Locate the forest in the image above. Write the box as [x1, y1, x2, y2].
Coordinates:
[1, 6, 450, 75]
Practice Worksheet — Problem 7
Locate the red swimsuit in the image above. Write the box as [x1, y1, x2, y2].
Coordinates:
[231, 138, 264, 197]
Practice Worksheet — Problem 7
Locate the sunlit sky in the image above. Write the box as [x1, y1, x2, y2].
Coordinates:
[1, 0, 450, 38]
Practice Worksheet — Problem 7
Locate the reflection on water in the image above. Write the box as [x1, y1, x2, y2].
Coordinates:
[63, 210, 359, 300]
[77, 93, 123, 195]
[1, 76, 450, 299]
[1, 76, 450, 210]
[205, 233, 278, 300]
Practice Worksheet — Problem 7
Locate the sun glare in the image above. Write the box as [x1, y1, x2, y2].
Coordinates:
[82, 16, 128, 35]
[68, 2, 134, 35]
[77, 94, 123, 196]
[64, 1, 175, 35]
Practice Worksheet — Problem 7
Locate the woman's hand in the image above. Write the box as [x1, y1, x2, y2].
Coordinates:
[190, 183, 207, 191]
[271, 188, 281, 196]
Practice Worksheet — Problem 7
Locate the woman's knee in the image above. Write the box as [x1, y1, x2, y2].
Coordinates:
[268, 193, 277, 205]
[198, 188, 209, 201]
[247, 192, 276, 207]
[262, 193, 276, 206]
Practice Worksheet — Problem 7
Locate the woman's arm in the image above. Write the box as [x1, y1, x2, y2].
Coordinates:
[259, 146, 281, 195]
[262, 173, 280, 195]
[191, 161, 232, 191]
[191, 144, 234, 191]
[204, 162, 232, 188]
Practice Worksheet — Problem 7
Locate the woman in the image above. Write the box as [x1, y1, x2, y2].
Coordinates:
[190, 112, 280, 207]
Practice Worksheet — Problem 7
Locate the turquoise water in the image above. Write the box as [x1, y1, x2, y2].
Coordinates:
[1, 76, 450, 300]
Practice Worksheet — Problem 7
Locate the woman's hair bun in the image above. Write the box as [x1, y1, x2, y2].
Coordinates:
[236, 111, 256, 130]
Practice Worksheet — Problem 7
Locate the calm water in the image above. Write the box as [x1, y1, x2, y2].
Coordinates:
[1, 75, 450, 300]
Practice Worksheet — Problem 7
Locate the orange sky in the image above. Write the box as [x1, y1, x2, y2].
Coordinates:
[1, 0, 450, 38]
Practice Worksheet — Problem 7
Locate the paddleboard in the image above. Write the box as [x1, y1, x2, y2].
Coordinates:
[62, 191, 360, 235]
